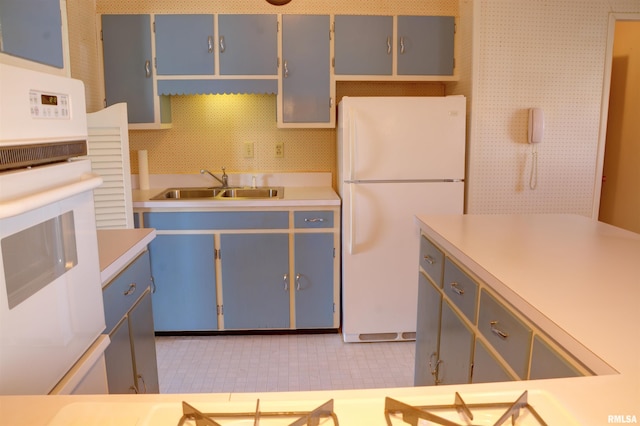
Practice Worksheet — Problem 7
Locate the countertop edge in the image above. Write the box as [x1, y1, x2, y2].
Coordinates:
[97, 228, 157, 285]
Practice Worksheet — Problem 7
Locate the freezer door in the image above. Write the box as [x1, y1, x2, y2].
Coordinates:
[341, 181, 463, 341]
[339, 96, 466, 181]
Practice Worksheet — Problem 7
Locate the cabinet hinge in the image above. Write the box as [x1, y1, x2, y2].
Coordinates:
[217, 304, 224, 315]
[100, 30, 103, 41]
[154, 57, 157, 69]
[333, 303, 336, 313]
[333, 248, 336, 258]
[453, 57, 456, 69]
[153, 21, 156, 33]
[214, 248, 221, 260]
[103, 98, 107, 108]
[332, 57, 335, 68]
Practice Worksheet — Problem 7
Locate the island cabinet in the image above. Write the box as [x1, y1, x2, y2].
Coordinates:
[280, 14, 332, 127]
[333, 15, 456, 79]
[138, 207, 339, 332]
[101, 14, 172, 129]
[0, 0, 65, 69]
[102, 250, 159, 394]
[415, 233, 590, 387]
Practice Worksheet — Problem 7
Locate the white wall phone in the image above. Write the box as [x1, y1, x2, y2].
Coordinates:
[528, 108, 543, 189]
[528, 108, 544, 144]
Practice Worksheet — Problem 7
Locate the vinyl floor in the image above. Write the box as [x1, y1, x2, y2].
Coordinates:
[155, 333, 415, 394]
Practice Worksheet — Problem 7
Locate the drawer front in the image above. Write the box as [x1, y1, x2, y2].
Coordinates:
[443, 258, 478, 323]
[529, 335, 583, 380]
[478, 289, 532, 379]
[419, 235, 444, 286]
[103, 251, 152, 334]
[294, 211, 334, 228]
[143, 211, 289, 230]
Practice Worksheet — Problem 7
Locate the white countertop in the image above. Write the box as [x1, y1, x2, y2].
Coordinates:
[96, 228, 157, 285]
[133, 186, 340, 209]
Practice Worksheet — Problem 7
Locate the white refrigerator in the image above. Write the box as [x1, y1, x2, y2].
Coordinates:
[337, 96, 466, 343]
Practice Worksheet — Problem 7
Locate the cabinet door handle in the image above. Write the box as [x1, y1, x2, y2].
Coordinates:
[400, 36, 405, 54]
[423, 255, 436, 265]
[137, 374, 147, 393]
[304, 217, 324, 223]
[295, 273, 301, 290]
[386, 36, 391, 54]
[449, 282, 464, 295]
[283, 273, 288, 291]
[283, 60, 289, 78]
[144, 60, 151, 78]
[123, 283, 136, 296]
[429, 353, 443, 385]
[208, 36, 214, 53]
[219, 35, 225, 53]
[490, 321, 509, 339]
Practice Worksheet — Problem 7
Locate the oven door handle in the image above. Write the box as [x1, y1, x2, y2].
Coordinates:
[0, 173, 103, 219]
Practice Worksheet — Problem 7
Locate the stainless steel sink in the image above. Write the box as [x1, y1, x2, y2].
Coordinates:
[217, 188, 282, 198]
[150, 187, 284, 200]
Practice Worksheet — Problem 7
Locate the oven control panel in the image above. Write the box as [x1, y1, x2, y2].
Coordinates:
[29, 90, 70, 120]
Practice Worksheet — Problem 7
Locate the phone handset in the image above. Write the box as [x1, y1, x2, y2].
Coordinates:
[528, 108, 543, 189]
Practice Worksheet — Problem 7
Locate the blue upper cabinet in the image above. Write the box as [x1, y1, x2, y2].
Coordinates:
[334, 15, 393, 76]
[218, 14, 278, 75]
[397, 16, 455, 76]
[155, 14, 215, 75]
[102, 15, 154, 124]
[281, 14, 331, 126]
[0, 0, 64, 68]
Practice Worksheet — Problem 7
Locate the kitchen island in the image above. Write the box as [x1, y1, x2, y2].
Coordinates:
[1, 214, 638, 425]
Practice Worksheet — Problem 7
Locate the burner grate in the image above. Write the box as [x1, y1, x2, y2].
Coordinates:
[384, 390, 548, 426]
[178, 398, 339, 426]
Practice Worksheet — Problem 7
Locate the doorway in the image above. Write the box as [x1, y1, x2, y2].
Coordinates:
[594, 15, 640, 234]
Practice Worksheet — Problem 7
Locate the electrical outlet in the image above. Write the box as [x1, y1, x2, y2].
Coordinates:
[275, 142, 284, 158]
[244, 141, 254, 158]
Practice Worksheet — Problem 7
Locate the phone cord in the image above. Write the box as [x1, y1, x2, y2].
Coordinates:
[529, 145, 538, 190]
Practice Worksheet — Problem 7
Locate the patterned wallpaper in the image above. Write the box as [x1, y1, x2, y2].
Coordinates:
[454, 0, 640, 216]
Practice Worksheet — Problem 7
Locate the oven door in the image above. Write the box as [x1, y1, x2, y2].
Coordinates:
[0, 159, 106, 395]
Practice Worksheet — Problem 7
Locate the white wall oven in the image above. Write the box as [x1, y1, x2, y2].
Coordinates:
[0, 63, 108, 395]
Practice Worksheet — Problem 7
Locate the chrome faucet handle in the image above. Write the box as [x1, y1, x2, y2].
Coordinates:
[221, 167, 228, 186]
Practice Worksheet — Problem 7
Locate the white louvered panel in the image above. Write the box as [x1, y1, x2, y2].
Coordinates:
[86, 103, 133, 229]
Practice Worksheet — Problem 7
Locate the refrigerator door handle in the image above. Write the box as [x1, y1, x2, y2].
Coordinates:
[349, 112, 357, 181]
[349, 183, 356, 254]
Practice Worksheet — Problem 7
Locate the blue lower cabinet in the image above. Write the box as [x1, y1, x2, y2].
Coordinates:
[149, 234, 218, 331]
[294, 233, 335, 328]
[220, 233, 290, 329]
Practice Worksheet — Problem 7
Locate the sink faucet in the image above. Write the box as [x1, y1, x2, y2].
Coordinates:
[200, 167, 229, 187]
